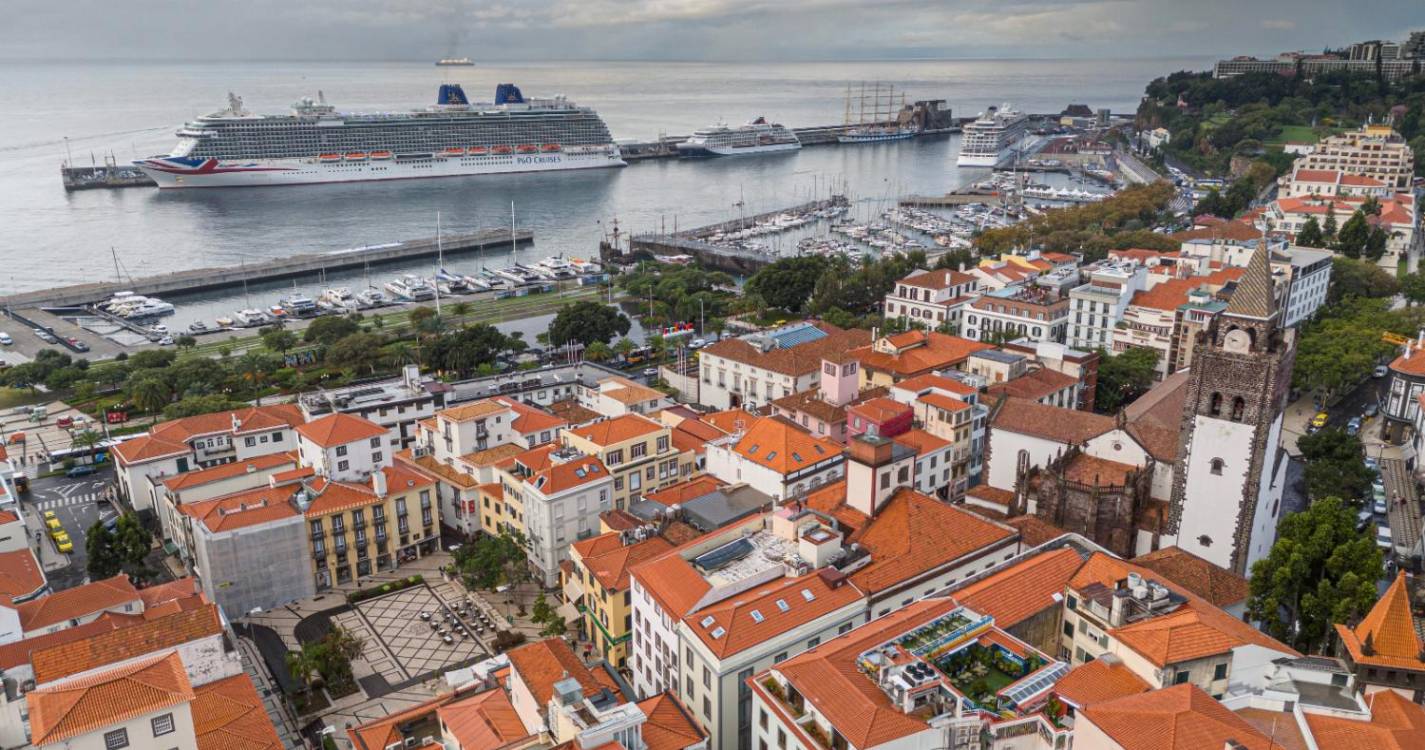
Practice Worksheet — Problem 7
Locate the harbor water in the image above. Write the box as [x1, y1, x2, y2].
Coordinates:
[1, 57, 1212, 301]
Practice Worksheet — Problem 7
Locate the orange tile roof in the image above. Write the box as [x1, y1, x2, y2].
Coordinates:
[701, 323, 873, 376]
[917, 391, 973, 415]
[507, 637, 621, 706]
[575, 533, 677, 592]
[1062, 453, 1138, 486]
[0, 616, 128, 670]
[460, 442, 528, 468]
[569, 413, 665, 446]
[628, 548, 711, 619]
[889, 428, 951, 457]
[892, 372, 978, 397]
[295, 412, 387, 448]
[270, 465, 316, 483]
[192, 673, 284, 750]
[843, 488, 1016, 593]
[1129, 268, 1244, 312]
[513, 443, 558, 473]
[1293, 168, 1338, 183]
[1080, 683, 1284, 750]
[901, 268, 977, 290]
[986, 367, 1078, 402]
[0, 510, 17, 525]
[116, 405, 305, 465]
[1303, 689, 1425, 750]
[1171, 219, 1264, 243]
[28, 651, 194, 747]
[645, 475, 725, 506]
[397, 449, 480, 489]
[1336, 571, 1423, 671]
[181, 485, 300, 533]
[161, 453, 296, 491]
[0, 548, 45, 600]
[16, 574, 139, 633]
[966, 485, 1014, 509]
[31, 603, 223, 684]
[1053, 656, 1150, 708]
[951, 546, 1083, 628]
[848, 396, 912, 424]
[685, 571, 864, 658]
[1004, 515, 1069, 546]
[494, 395, 568, 435]
[1389, 342, 1425, 377]
[1132, 547, 1249, 608]
[730, 416, 842, 474]
[439, 399, 509, 422]
[524, 454, 610, 495]
[851, 332, 993, 377]
[637, 693, 708, 750]
[111, 433, 190, 464]
[548, 398, 602, 425]
[137, 578, 199, 609]
[700, 408, 753, 435]
[438, 688, 530, 750]
[990, 397, 1113, 445]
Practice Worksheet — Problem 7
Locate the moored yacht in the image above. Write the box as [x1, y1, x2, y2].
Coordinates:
[385, 274, 435, 301]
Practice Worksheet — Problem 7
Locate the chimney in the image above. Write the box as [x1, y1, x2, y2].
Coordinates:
[372, 469, 388, 497]
[231, 413, 242, 432]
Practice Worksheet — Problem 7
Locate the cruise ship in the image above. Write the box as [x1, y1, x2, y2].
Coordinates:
[956, 104, 1030, 167]
[676, 118, 801, 157]
[136, 84, 625, 188]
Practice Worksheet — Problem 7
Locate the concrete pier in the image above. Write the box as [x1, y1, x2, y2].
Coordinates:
[626, 196, 849, 273]
[0, 228, 533, 309]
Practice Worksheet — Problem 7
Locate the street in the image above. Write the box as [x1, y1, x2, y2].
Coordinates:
[19, 465, 120, 591]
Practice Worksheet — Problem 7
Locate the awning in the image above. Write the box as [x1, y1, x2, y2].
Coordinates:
[556, 602, 581, 623]
[562, 578, 585, 606]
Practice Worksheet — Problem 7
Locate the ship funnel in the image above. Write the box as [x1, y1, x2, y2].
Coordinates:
[495, 83, 524, 105]
[438, 84, 469, 106]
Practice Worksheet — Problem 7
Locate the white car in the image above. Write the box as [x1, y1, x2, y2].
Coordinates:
[0, 332, 11, 345]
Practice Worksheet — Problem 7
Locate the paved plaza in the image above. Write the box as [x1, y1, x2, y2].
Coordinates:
[335, 584, 488, 686]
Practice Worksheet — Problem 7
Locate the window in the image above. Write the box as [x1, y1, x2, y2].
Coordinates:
[777, 728, 787, 750]
[760, 708, 768, 730]
[1063, 621, 1074, 637]
[370, 437, 381, 448]
[1174, 670, 1190, 685]
[245, 437, 256, 448]
[338, 460, 349, 472]
[839, 622, 853, 634]
[632, 442, 647, 459]
[1210, 458, 1224, 475]
[336, 445, 348, 457]
[1213, 663, 1228, 681]
[686, 675, 694, 697]
[703, 665, 711, 689]
[1231, 397, 1245, 422]
[104, 728, 129, 749]
[774, 651, 787, 663]
[1209, 392, 1222, 417]
[807, 636, 820, 649]
[272, 432, 283, 442]
[151, 713, 175, 736]
[703, 696, 711, 718]
[372, 452, 383, 464]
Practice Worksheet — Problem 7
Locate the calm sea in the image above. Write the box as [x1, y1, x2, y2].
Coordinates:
[0, 57, 1211, 304]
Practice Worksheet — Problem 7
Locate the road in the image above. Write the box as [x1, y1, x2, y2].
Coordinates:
[19, 466, 120, 591]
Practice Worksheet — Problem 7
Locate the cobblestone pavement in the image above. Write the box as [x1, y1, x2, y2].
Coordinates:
[237, 637, 304, 750]
[335, 585, 487, 685]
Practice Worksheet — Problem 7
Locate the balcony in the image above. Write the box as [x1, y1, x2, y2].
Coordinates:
[310, 530, 325, 541]
[312, 548, 326, 561]
[353, 519, 367, 531]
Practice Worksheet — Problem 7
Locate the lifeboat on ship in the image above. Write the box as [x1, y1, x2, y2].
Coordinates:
[370, 151, 393, 160]
[468, 146, 489, 155]
[441, 147, 466, 157]
[540, 144, 562, 153]
[492, 145, 513, 155]
[515, 144, 538, 154]
[319, 153, 342, 162]
[344, 152, 368, 161]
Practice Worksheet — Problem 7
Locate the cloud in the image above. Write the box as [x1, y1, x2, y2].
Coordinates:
[1261, 19, 1296, 30]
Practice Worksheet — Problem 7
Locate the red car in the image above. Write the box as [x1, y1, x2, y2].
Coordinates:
[56, 416, 73, 429]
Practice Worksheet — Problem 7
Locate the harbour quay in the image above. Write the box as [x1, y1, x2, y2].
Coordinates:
[624, 196, 849, 273]
[0, 228, 532, 310]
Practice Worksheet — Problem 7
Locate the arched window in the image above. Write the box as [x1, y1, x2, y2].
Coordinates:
[1210, 458, 1224, 475]
[1209, 393, 1222, 417]
[1231, 397, 1245, 422]
[1017, 449, 1030, 478]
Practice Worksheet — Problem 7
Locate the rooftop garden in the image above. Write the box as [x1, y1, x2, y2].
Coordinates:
[933, 642, 1047, 711]
[896, 611, 974, 655]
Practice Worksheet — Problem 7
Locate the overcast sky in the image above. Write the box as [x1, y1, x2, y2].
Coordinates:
[6, 0, 1421, 62]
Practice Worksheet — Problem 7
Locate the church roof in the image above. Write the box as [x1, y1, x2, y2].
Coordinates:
[1225, 244, 1276, 319]
[1336, 572, 1425, 671]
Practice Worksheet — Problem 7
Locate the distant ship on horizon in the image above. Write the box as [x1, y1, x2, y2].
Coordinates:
[436, 57, 475, 66]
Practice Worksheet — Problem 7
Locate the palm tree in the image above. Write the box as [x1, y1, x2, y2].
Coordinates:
[388, 341, 418, 367]
[71, 428, 103, 457]
[235, 351, 274, 405]
[128, 376, 171, 423]
[450, 301, 473, 328]
[585, 341, 612, 362]
[614, 338, 635, 361]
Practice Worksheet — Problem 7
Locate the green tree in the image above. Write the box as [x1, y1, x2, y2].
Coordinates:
[1292, 298, 1395, 396]
[408, 306, 439, 335]
[1327, 257, 1399, 305]
[744, 256, 829, 314]
[127, 374, 172, 422]
[304, 316, 360, 347]
[174, 335, 197, 352]
[235, 350, 280, 404]
[547, 300, 631, 347]
[1093, 347, 1160, 414]
[1323, 207, 1338, 240]
[1294, 217, 1325, 248]
[584, 341, 612, 362]
[1296, 428, 1375, 503]
[85, 522, 123, 579]
[449, 301, 473, 327]
[85, 514, 152, 582]
[540, 614, 568, 638]
[325, 332, 385, 375]
[1364, 226, 1389, 262]
[70, 429, 103, 456]
[531, 592, 555, 624]
[1400, 272, 1425, 307]
[456, 530, 529, 590]
[426, 325, 524, 377]
[614, 338, 635, 360]
[1247, 497, 1383, 652]
[162, 394, 249, 420]
[260, 327, 298, 356]
[1334, 210, 1371, 259]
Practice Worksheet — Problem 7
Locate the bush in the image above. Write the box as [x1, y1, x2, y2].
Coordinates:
[345, 574, 423, 604]
[492, 630, 527, 652]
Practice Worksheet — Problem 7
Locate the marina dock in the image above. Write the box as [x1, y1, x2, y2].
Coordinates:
[61, 163, 157, 191]
[625, 196, 849, 273]
[0, 228, 532, 309]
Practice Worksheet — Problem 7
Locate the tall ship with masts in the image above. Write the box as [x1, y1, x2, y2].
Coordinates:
[136, 83, 624, 188]
[956, 104, 1030, 167]
[838, 81, 916, 144]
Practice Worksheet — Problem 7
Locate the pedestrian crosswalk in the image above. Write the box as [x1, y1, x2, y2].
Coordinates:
[34, 493, 104, 511]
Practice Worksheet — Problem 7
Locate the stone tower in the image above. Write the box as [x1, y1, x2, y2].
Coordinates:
[1168, 243, 1295, 575]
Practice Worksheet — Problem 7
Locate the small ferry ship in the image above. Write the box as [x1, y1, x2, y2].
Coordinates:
[957, 104, 1030, 167]
[136, 83, 623, 188]
[436, 58, 475, 66]
[676, 118, 801, 157]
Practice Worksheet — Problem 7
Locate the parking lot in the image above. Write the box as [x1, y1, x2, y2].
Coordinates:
[19, 466, 120, 590]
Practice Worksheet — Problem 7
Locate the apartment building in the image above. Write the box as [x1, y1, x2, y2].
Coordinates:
[1334, 572, 1425, 701]
[964, 285, 1071, 344]
[563, 414, 694, 509]
[1267, 191, 1419, 266]
[703, 416, 846, 502]
[887, 373, 984, 496]
[578, 375, 676, 417]
[882, 268, 980, 331]
[1068, 261, 1149, 351]
[697, 323, 872, 410]
[564, 525, 680, 668]
[850, 330, 992, 388]
[1282, 168, 1395, 198]
[150, 453, 298, 550]
[113, 404, 304, 509]
[1290, 123, 1416, 190]
[506, 446, 615, 586]
[769, 351, 870, 443]
[298, 364, 446, 452]
[1113, 267, 1242, 380]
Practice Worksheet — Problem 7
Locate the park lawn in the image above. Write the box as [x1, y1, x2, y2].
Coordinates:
[1267, 124, 1345, 146]
[0, 387, 48, 411]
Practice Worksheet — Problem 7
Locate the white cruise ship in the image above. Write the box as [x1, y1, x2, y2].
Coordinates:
[957, 104, 1030, 167]
[676, 118, 801, 157]
[136, 84, 624, 189]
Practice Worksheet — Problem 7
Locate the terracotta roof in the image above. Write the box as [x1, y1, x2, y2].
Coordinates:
[890, 428, 951, 457]
[701, 323, 872, 377]
[917, 391, 973, 414]
[0, 510, 17, 525]
[305, 465, 432, 516]
[0, 548, 45, 600]
[524, 454, 610, 495]
[138, 578, 200, 609]
[181, 485, 300, 533]
[397, 449, 480, 489]
[892, 372, 978, 397]
[28, 651, 195, 747]
[507, 637, 621, 706]
[31, 603, 223, 684]
[1129, 268, 1244, 312]
[599, 509, 643, 531]
[901, 268, 976, 291]
[684, 571, 864, 658]
[437, 688, 530, 750]
[847, 397, 912, 425]
[494, 395, 568, 435]
[16, 574, 139, 633]
[599, 381, 667, 406]
[802, 480, 871, 530]
[116, 405, 304, 465]
[850, 332, 992, 377]
[192, 673, 284, 750]
[439, 399, 509, 422]
[1109, 248, 1165, 263]
[460, 442, 528, 468]
[1062, 453, 1138, 486]
[645, 475, 725, 506]
[730, 417, 842, 474]
[1004, 515, 1070, 546]
[569, 413, 664, 446]
[0, 616, 128, 670]
[986, 367, 1077, 402]
[950, 546, 1082, 628]
[1389, 342, 1425, 377]
[1083, 683, 1285, 750]
[576, 533, 677, 592]
[1336, 571, 1424, 671]
[1053, 655, 1150, 708]
[670, 425, 710, 456]
[1171, 219, 1264, 243]
[161, 453, 295, 491]
[990, 397, 1114, 445]
[548, 399, 602, 426]
[772, 388, 849, 426]
[111, 433, 190, 464]
[965, 485, 1015, 509]
[294, 412, 386, 448]
[700, 408, 755, 435]
[843, 488, 1016, 594]
[1132, 547, 1249, 608]
[636, 693, 707, 750]
[1303, 689, 1425, 750]
[629, 548, 712, 619]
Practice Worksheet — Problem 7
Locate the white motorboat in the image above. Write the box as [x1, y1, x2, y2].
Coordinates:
[384, 275, 435, 301]
[233, 309, 271, 327]
[356, 288, 390, 307]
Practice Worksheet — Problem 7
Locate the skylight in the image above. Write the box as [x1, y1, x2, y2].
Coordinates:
[801, 589, 816, 602]
[701, 616, 716, 628]
[710, 627, 726, 639]
[748, 444, 760, 454]
[791, 452, 803, 463]
[813, 445, 825, 454]
[766, 451, 777, 461]
[776, 599, 790, 612]
[750, 610, 764, 623]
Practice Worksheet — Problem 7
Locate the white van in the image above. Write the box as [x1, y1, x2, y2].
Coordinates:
[1376, 525, 1393, 551]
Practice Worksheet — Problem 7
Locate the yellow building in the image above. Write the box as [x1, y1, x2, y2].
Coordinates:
[561, 414, 695, 508]
[562, 529, 676, 668]
[303, 464, 439, 589]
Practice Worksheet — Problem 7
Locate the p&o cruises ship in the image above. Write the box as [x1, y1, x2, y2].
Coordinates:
[676, 118, 801, 157]
[136, 83, 624, 188]
[956, 104, 1030, 167]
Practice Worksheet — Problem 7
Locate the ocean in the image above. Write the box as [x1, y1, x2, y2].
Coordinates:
[0, 57, 1212, 306]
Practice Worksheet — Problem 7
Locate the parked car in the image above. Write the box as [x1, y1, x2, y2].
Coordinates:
[1374, 365, 1389, 378]
[66, 338, 90, 353]
[1376, 525, 1394, 551]
[65, 464, 95, 478]
[1364, 456, 1379, 473]
[1357, 509, 1374, 532]
[1364, 402, 1379, 418]
[1375, 496, 1388, 515]
[56, 416, 73, 429]
[53, 532, 72, 554]
[1310, 411, 1329, 430]
[32, 329, 56, 344]
[43, 512, 60, 532]
[1346, 417, 1362, 436]
[48, 524, 67, 541]
[0, 332, 11, 346]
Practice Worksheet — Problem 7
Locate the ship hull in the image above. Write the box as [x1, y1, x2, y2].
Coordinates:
[836, 132, 914, 144]
[136, 149, 625, 189]
[675, 141, 801, 158]
[955, 150, 1006, 167]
